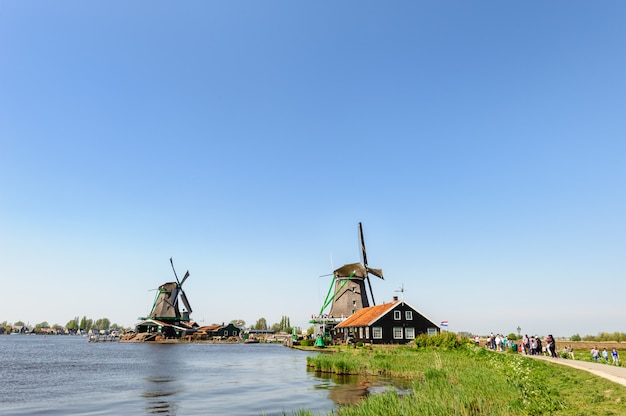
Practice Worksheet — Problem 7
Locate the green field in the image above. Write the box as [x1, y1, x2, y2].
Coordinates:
[296, 339, 626, 416]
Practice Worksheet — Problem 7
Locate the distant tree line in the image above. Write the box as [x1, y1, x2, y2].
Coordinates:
[3, 315, 298, 335]
[570, 332, 626, 342]
[251, 316, 293, 333]
[1, 317, 127, 334]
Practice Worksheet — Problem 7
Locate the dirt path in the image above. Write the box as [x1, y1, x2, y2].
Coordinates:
[524, 354, 626, 387]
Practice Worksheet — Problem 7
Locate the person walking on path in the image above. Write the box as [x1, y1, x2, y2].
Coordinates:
[603, 348, 609, 363]
[522, 334, 530, 355]
[546, 334, 558, 358]
[591, 347, 600, 362]
[612, 348, 619, 365]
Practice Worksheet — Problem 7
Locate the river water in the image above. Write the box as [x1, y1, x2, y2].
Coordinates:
[0, 336, 404, 415]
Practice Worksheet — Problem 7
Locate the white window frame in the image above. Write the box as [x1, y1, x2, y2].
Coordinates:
[372, 327, 382, 339]
[365, 327, 369, 339]
[359, 327, 363, 338]
[405, 311, 413, 320]
[405, 327, 416, 339]
[393, 327, 403, 339]
[394, 310, 401, 320]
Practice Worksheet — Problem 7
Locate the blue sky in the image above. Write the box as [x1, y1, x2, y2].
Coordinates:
[1, 2, 624, 337]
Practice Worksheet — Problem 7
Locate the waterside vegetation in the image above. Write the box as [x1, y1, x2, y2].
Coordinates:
[300, 333, 626, 416]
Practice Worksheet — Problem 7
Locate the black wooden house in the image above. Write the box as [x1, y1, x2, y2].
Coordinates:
[333, 297, 440, 344]
[197, 323, 241, 339]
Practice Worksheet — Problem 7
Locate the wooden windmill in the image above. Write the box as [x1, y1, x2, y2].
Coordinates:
[325, 222, 384, 318]
[147, 258, 193, 324]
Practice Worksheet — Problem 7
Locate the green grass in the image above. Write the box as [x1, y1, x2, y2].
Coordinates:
[302, 345, 626, 415]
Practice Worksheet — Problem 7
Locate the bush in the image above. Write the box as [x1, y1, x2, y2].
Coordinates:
[414, 332, 469, 349]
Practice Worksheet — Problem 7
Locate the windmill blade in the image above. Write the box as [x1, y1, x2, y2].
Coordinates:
[359, 222, 368, 267]
[170, 257, 180, 285]
[180, 270, 190, 286]
[366, 276, 376, 306]
[366, 267, 384, 279]
[180, 290, 193, 313]
[171, 287, 180, 307]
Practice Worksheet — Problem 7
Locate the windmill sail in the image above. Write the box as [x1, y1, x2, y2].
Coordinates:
[180, 290, 192, 314]
[324, 223, 383, 318]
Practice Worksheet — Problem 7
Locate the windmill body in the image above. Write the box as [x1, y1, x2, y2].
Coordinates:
[328, 263, 373, 318]
[311, 223, 383, 340]
[149, 282, 183, 321]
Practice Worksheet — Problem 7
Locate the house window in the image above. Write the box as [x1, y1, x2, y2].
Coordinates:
[359, 327, 363, 338]
[405, 311, 413, 320]
[405, 327, 415, 339]
[427, 327, 438, 336]
[394, 311, 401, 320]
[365, 327, 369, 339]
[373, 327, 382, 339]
[393, 327, 403, 339]
[224, 330, 228, 336]
[353, 300, 357, 306]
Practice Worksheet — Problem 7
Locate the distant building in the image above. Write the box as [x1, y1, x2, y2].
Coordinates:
[333, 297, 440, 344]
[197, 323, 241, 339]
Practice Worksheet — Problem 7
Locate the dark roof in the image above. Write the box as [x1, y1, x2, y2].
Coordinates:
[334, 262, 383, 279]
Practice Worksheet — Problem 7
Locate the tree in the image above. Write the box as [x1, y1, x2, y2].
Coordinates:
[570, 334, 581, 341]
[14, 320, 25, 327]
[230, 319, 246, 328]
[35, 321, 50, 329]
[253, 317, 268, 330]
[94, 318, 110, 331]
[272, 316, 292, 333]
[79, 316, 93, 330]
[66, 316, 80, 330]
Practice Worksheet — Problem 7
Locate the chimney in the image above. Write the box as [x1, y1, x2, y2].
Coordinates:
[393, 296, 398, 302]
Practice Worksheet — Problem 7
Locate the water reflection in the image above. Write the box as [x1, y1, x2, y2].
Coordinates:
[311, 371, 413, 406]
[141, 346, 182, 414]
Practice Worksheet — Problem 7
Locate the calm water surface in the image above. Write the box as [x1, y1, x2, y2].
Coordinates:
[0, 336, 405, 415]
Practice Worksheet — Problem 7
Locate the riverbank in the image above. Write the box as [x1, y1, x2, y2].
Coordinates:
[302, 342, 626, 415]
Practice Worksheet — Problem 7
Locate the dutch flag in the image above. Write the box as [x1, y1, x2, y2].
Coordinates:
[440, 321, 448, 327]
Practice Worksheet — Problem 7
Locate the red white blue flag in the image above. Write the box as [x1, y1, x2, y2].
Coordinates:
[440, 321, 448, 327]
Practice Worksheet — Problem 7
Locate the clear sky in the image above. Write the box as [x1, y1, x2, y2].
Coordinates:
[1, 2, 624, 338]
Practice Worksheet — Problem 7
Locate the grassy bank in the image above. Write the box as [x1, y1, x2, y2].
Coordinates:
[298, 341, 626, 415]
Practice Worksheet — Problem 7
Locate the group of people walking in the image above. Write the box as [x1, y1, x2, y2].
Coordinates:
[521, 334, 558, 357]
[483, 333, 621, 367]
[591, 346, 620, 365]
[485, 333, 510, 351]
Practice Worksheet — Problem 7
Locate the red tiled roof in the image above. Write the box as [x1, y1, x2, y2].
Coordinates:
[335, 301, 400, 328]
[197, 324, 221, 331]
